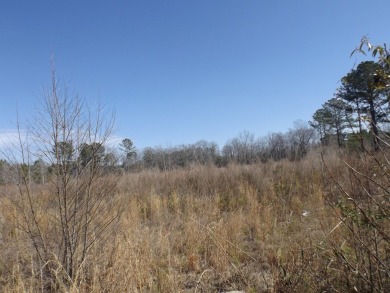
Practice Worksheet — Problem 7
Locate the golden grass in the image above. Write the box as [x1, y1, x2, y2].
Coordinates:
[0, 150, 388, 292]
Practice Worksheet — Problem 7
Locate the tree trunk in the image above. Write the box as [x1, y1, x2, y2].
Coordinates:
[368, 99, 379, 151]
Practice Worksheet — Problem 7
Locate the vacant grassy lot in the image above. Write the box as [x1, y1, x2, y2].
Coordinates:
[0, 149, 389, 292]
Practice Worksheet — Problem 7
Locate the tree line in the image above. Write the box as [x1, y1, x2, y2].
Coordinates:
[0, 119, 317, 182]
[115, 119, 316, 169]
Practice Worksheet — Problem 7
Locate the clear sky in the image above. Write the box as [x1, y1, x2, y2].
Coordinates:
[1, 1, 389, 150]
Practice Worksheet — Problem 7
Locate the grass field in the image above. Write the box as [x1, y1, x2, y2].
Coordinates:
[0, 149, 388, 292]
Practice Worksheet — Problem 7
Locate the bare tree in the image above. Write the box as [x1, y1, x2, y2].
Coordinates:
[287, 120, 316, 160]
[4, 71, 120, 288]
[267, 132, 288, 161]
[222, 131, 257, 164]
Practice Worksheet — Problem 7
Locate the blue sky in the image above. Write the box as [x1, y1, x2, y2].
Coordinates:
[1, 1, 389, 150]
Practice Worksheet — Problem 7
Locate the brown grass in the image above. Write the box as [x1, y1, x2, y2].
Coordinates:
[0, 149, 388, 292]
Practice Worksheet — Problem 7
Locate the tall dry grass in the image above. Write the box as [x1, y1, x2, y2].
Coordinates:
[0, 148, 388, 292]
